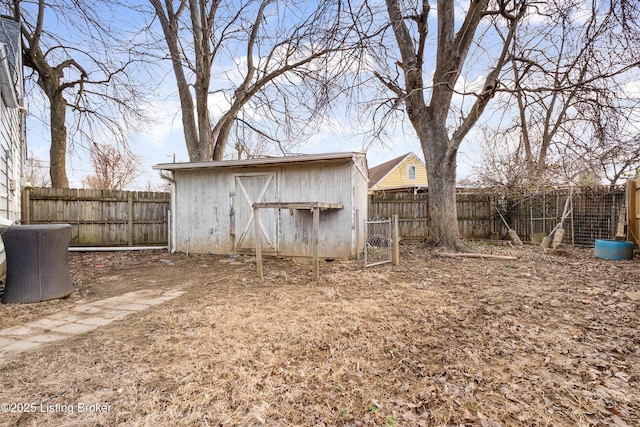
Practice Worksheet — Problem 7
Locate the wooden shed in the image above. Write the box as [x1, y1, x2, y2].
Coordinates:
[152, 152, 369, 259]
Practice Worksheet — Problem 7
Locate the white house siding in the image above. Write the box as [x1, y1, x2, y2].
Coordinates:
[0, 17, 24, 223]
[0, 80, 22, 222]
[165, 153, 369, 259]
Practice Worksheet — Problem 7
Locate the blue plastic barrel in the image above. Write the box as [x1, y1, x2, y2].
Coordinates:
[594, 239, 634, 260]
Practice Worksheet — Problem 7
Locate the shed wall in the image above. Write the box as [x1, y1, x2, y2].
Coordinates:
[353, 156, 369, 254]
[172, 157, 368, 258]
[173, 168, 235, 254]
[277, 161, 352, 257]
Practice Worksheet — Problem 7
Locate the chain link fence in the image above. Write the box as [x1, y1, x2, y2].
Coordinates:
[364, 218, 392, 267]
[508, 186, 626, 246]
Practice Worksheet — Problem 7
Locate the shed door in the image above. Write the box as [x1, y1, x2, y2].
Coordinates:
[234, 173, 278, 253]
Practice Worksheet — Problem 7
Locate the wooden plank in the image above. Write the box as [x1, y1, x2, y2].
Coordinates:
[21, 187, 30, 224]
[253, 201, 343, 210]
[392, 214, 399, 265]
[127, 192, 134, 246]
[438, 252, 517, 260]
[312, 207, 319, 280]
[630, 179, 638, 246]
[615, 208, 626, 239]
[254, 207, 263, 278]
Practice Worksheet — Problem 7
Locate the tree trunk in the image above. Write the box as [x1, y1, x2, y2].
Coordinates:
[150, 0, 204, 162]
[425, 160, 462, 249]
[177, 74, 204, 161]
[383, 0, 507, 252]
[416, 116, 468, 251]
[195, 78, 212, 160]
[212, 117, 234, 161]
[48, 90, 69, 188]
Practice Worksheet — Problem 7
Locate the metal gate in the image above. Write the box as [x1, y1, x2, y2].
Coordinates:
[364, 218, 392, 267]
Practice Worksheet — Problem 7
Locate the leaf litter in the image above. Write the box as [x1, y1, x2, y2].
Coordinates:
[0, 243, 638, 426]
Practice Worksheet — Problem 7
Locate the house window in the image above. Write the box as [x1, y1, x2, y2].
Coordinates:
[407, 164, 416, 180]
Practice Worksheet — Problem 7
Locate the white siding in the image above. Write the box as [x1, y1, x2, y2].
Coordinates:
[0, 18, 25, 223]
[353, 155, 369, 254]
[0, 98, 22, 221]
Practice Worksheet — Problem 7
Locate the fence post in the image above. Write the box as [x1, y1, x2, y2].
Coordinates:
[254, 207, 263, 279]
[392, 214, 399, 265]
[21, 187, 30, 224]
[628, 179, 637, 246]
[127, 192, 134, 246]
[355, 208, 360, 260]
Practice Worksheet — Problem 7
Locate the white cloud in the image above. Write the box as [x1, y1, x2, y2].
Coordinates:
[623, 80, 640, 98]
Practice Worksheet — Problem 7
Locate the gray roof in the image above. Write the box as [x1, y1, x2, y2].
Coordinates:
[0, 17, 21, 81]
[153, 152, 367, 171]
[0, 17, 21, 108]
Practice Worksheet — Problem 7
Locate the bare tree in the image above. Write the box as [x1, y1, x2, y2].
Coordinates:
[563, 99, 640, 187]
[5, 0, 152, 188]
[150, 0, 355, 161]
[24, 151, 50, 187]
[357, 0, 526, 250]
[478, 0, 640, 189]
[472, 126, 543, 192]
[81, 144, 141, 190]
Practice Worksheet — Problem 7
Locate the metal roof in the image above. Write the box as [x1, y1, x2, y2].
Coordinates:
[0, 17, 20, 108]
[0, 18, 20, 76]
[152, 151, 366, 171]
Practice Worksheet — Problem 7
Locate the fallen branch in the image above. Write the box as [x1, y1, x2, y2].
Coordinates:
[202, 276, 233, 288]
[438, 252, 517, 260]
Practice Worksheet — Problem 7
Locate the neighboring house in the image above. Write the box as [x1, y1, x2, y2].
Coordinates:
[368, 152, 427, 194]
[0, 17, 27, 224]
[152, 152, 369, 259]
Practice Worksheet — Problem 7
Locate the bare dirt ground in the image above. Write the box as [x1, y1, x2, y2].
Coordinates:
[0, 243, 639, 426]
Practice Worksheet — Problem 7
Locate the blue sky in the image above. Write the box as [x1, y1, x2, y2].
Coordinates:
[25, 0, 481, 190]
[26, 0, 638, 190]
[23, 81, 455, 190]
[26, 84, 438, 190]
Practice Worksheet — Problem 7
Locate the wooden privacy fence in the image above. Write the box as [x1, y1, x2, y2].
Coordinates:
[369, 191, 496, 241]
[21, 187, 170, 247]
[19, 183, 636, 249]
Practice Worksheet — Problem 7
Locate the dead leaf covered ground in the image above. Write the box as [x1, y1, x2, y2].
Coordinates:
[0, 243, 639, 426]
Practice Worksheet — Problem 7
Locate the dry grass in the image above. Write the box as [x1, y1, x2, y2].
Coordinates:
[0, 244, 639, 426]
